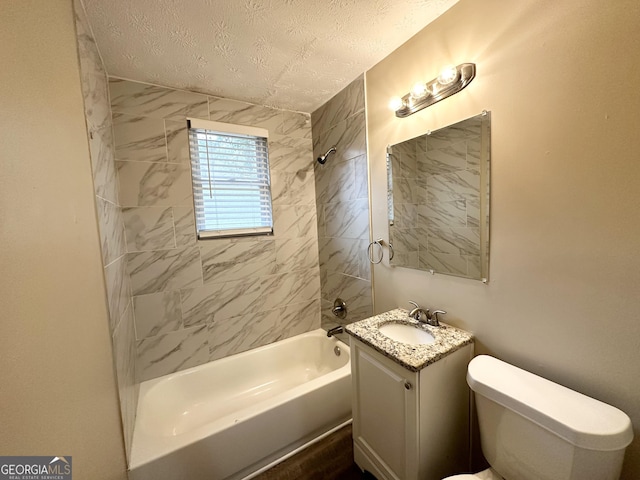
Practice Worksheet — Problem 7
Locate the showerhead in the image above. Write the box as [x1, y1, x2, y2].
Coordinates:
[317, 146, 337, 165]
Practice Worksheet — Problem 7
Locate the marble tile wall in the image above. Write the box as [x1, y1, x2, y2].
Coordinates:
[311, 76, 372, 333]
[388, 140, 420, 268]
[73, 0, 137, 462]
[109, 78, 320, 382]
[418, 117, 482, 278]
[388, 115, 484, 279]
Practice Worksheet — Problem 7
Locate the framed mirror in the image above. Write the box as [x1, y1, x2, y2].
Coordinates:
[386, 112, 491, 281]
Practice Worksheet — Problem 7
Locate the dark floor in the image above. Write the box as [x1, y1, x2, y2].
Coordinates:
[253, 424, 376, 480]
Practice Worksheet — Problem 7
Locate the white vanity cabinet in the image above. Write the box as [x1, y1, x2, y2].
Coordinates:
[351, 339, 473, 480]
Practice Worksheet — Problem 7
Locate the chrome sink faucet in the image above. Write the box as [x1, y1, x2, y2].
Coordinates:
[409, 301, 430, 323]
[408, 301, 446, 327]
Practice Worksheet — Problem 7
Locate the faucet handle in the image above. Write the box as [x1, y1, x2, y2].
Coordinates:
[430, 310, 447, 324]
[408, 301, 419, 310]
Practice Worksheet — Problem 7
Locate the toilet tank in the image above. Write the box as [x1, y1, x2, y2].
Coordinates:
[467, 356, 633, 480]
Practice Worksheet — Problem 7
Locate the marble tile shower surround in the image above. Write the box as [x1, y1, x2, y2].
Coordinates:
[109, 78, 321, 382]
[73, 0, 137, 462]
[311, 76, 372, 332]
[389, 117, 482, 278]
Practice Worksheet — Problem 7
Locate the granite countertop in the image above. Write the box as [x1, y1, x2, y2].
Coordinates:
[345, 308, 474, 372]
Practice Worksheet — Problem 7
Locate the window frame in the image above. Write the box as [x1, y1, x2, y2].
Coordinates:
[187, 117, 274, 240]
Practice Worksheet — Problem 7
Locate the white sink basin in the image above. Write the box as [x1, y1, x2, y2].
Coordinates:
[378, 323, 435, 345]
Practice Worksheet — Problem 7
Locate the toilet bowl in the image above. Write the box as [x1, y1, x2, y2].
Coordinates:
[444, 355, 633, 480]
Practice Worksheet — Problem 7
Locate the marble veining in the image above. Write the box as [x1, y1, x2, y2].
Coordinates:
[354, 155, 369, 200]
[272, 205, 317, 239]
[180, 276, 263, 327]
[208, 96, 282, 131]
[88, 125, 119, 204]
[164, 119, 190, 164]
[346, 309, 474, 372]
[314, 157, 356, 205]
[420, 251, 468, 276]
[324, 199, 370, 240]
[133, 291, 183, 338]
[392, 203, 418, 230]
[200, 239, 277, 284]
[420, 140, 467, 175]
[127, 245, 202, 295]
[278, 111, 312, 139]
[321, 271, 370, 304]
[136, 324, 209, 382]
[172, 206, 197, 246]
[259, 269, 321, 312]
[311, 75, 365, 137]
[319, 237, 361, 279]
[208, 299, 320, 362]
[275, 237, 319, 273]
[110, 78, 321, 380]
[113, 113, 167, 163]
[419, 201, 467, 228]
[123, 206, 175, 252]
[74, 3, 111, 133]
[109, 78, 209, 120]
[390, 228, 419, 255]
[313, 112, 366, 164]
[104, 246, 131, 337]
[271, 169, 316, 206]
[117, 161, 193, 207]
[428, 226, 480, 256]
[268, 135, 313, 173]
[96, 196, 126, 266]
[312, 76, 371, 328]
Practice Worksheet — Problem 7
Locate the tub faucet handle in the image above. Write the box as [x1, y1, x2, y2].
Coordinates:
[332, 298, 347, 319]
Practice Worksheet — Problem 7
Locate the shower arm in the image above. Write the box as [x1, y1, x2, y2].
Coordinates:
[317, 146, 337, 164]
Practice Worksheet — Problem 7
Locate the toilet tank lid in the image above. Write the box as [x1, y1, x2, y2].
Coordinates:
[467, 355, 633, 451]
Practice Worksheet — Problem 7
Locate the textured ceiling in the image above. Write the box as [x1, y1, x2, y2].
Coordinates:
[83, 0, 459, 113]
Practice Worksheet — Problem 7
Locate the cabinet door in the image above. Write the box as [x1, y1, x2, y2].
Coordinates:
[352, 342, 418, 480]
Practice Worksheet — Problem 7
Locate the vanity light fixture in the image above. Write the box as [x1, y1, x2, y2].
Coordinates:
[389, 63, 476, 118]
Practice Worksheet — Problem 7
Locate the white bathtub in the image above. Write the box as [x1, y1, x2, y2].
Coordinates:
[129, 329, 352, 480]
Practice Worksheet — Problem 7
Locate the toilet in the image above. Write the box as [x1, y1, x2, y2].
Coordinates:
[444, 355, 634, 480]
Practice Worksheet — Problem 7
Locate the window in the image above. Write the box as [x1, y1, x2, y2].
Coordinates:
[187, 118, 273, 239]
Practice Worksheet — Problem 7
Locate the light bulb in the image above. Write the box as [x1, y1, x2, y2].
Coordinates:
[388, 96, 405, 111]
[437, 65, 458, 85]
[410, 82, 428, 99]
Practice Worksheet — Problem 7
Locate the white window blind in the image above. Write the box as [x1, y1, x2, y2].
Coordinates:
[187, 118, 273, 239]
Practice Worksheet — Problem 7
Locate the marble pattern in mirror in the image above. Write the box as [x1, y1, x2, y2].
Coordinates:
[387, 112, 490, 281]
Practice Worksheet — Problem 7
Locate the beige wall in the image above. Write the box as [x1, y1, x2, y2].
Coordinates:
[0, 1, 127, 478]
[366, 0, 640, 477]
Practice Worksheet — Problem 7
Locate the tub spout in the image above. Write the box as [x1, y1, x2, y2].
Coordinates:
[327, 326, 344, 337]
